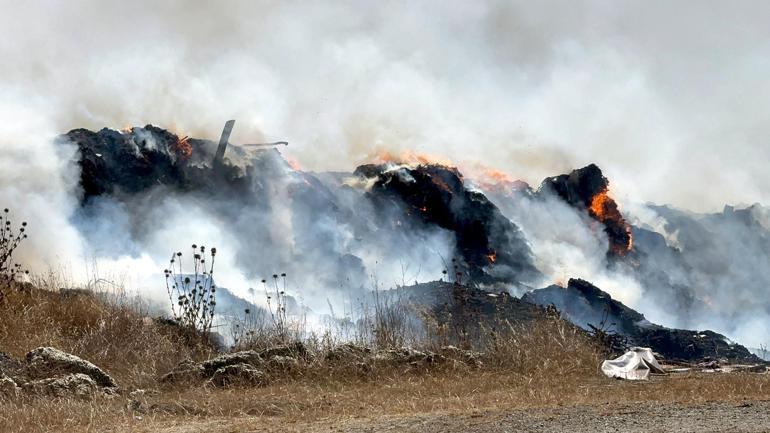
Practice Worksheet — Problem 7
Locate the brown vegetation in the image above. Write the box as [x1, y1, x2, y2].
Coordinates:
[0, 280, 769, 433]
[0, 282, 215, 390]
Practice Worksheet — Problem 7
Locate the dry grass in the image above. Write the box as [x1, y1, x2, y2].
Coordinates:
[148, 370, 770, 418]
[0, 282, 214, 390]
[0, 283, 769, 433]
[3, 369, 770, 433]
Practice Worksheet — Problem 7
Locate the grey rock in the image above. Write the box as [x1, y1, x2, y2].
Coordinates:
[208, 363, 266, 387]
[374, 348, 441, 365]
[325, 343, 371, 363]
[22, 373, 98, 398]
[200, 351, 262, 376]
[0, 352, 24, 381]
[26, 347, 117, 388]
[266, 355, 300, 372]
[260, 342, 308, 360]
[159, 360, 204, 384]
[0, 376, 20, 399]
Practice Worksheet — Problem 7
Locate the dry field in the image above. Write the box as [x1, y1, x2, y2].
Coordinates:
[1, 284, 769, 433]
[4, 369, 770, 432]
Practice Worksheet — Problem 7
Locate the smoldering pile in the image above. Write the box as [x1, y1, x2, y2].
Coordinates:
[354, 162, 541, 286]
[62, 125, 542, 291]
[59, 124, 769, 364]
[64, 125, 259, 201]
[522, 279, 760, 363]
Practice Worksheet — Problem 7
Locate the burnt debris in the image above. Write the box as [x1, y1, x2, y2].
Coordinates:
[60, 125, 252, 201]
[522, 278, 761, 363]
[60, 121, 289, 202]
[391, 280, 546, 326]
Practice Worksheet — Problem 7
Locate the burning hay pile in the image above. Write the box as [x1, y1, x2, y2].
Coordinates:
[55, 123, 769, 368]
[354, 163, 541, 286]
[537, 163, 633, 257]
[61, 125, 253, 200]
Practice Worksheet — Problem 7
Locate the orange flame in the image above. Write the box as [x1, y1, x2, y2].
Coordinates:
[486, 250, 497, 264]
[375, 150, 454, 167]
[589, 189, 633, 255]
[286, 156, 302, 171]
[461, 163, 533, 195]
[473, 167, 518, 193]
[589, 191, 613, 220]
[172, 136, 193, 161]
[482, 168, 514, 185]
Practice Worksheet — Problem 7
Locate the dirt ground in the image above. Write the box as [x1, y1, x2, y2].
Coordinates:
[117, 400, 770, 433]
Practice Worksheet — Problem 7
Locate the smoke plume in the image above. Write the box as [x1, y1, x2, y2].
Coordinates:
[2, 1, 770, 348]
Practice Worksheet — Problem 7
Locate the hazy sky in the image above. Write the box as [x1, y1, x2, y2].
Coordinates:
[2, 0, 770, 211]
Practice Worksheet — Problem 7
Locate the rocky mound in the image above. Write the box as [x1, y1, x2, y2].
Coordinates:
[0, 347, 117, 399]
[161, 341, 480, 388]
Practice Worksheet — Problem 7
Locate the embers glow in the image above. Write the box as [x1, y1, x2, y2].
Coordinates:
[486, 250, 497, 264]
[286, 156, 302, 171]
[172, 135, 193, 160]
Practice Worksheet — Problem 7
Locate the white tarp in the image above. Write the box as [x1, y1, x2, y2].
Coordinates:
[601, 347, 666, 380]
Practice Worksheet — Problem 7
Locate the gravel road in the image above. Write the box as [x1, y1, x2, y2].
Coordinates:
[324, 401, 770, 433]
[143, 400, 770, 433]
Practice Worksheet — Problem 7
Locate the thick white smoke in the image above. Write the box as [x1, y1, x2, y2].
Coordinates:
[2, 1, 770, 347]
[0, 95, 85, 275]
[3, 1, 770, 211]
[625, 201, 770, 349]
[66, 136, 456, 316]
[491, 191, 645, 308]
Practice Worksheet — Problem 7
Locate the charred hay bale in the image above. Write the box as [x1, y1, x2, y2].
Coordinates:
[200, 351, 262, 377]
[537, 164, 632, 256]
[22, 373, 98, 399]
[25, 347, 117, 389]
[356, 163, 541, 284]
[208, 363, 266, 388]
[159, 360, 205, 385]
[538, 163, 607, 208]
